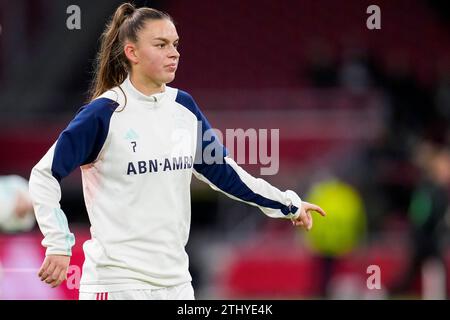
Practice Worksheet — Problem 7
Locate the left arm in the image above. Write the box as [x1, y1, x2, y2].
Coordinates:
[177, 91, 325, 228]
[193, 155, 302, 220]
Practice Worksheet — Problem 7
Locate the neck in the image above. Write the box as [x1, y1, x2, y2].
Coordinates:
[129, 72, 165, 96]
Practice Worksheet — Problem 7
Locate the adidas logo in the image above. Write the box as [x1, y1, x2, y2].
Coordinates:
[124, 129, 139, 140]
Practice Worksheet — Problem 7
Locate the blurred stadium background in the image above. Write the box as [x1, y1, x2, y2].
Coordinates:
[0, 0, 449, 299]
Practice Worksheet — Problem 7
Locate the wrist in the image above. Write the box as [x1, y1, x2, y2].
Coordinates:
[285, 190, 302, 220]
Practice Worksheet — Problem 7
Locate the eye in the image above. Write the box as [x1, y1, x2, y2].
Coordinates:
[156, 43, 166, 48]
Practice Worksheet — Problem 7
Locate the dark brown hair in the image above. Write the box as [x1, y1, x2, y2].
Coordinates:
[88, 3, 173, 101]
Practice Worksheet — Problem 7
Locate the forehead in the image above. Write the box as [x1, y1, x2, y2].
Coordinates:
[138, 19, 178, 41]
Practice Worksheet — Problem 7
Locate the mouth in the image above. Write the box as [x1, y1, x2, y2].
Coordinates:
[165, 64, 177, 71]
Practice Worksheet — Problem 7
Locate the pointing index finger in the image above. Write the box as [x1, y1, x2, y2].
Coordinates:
[308, 204, 326, 217]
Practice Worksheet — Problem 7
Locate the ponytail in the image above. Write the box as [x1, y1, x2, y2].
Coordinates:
[88, 3, 172, 102]
[89, 3, 135, 101]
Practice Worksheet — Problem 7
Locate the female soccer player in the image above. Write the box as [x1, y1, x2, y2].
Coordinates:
[29, 3, 326, 300]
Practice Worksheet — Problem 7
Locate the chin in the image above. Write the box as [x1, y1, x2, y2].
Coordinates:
[163, 74, 176, 84]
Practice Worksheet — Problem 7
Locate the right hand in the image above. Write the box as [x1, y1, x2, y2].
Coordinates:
[38, 255, 70, 288]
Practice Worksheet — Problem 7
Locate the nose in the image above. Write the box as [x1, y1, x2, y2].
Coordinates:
[169, 44, 180, 60]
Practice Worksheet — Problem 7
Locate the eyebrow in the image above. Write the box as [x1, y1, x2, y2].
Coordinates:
[152, 37, 179, 43]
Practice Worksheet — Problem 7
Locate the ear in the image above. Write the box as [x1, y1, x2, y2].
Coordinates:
[124, 42, 139, 65]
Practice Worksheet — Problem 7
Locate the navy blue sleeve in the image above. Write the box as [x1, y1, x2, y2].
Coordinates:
[175, 90, 297, 216]
[51, 98, 118, 182]
[175, 90, 228, 161]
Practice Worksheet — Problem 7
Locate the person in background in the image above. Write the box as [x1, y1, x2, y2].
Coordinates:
[0, 175, 35, 233]
[303, 175, 366, 299]
[0, 174, 36, 298]
[390, 140, 450, 298]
